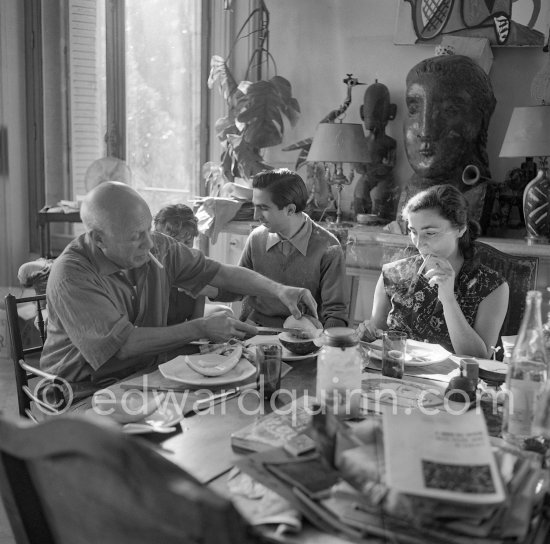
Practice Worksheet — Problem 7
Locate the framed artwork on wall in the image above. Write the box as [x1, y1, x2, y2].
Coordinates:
[394, 0, 549, 46]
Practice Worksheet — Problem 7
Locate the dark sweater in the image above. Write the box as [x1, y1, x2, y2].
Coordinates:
[238, 216, 348, 328]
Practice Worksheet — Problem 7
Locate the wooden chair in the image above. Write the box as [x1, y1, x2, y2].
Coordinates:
[4, 293, 66, 420]
[0, 414, 259, 544]
[473, 241, 539, 338]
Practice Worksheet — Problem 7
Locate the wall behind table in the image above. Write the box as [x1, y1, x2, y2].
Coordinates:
[255, 0, 547, 221]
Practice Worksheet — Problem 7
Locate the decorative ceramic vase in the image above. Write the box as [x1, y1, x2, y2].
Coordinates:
[523, 165, 550, 245]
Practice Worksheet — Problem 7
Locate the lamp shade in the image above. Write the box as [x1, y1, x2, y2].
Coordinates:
[307, 123, 370, 163]
[500, 105, 550, 158]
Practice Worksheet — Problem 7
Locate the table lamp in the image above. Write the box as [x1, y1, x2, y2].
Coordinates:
[307, 122, 370, 223]
[499, 105, 550, 245]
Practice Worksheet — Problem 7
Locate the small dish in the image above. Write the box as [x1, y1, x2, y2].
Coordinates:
[476, 358, 508, 384]
[245, 335, 319, 362]
[231, 181, 253, 200]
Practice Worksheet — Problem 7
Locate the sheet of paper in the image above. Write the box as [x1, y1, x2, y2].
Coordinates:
[383, 409, 506, 504]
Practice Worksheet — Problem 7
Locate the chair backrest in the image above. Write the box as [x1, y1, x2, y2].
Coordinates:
[4, 294, 48, 418]
[473, 241, 539, 338]
[0, 415, 257, 544]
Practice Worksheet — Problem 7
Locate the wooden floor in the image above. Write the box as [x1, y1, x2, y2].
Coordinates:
[0, 361, 19, 544]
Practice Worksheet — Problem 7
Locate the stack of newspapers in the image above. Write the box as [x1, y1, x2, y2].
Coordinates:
[325, 409, 550, 543]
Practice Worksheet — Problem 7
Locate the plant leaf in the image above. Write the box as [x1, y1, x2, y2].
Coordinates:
[202, 161, 227, 197]
[233, 77, 301, 149]
[208, 55, 239, 107]
[226, 135, 272, 181]
[270, 76, 301, 127]
[236, 81, 284, 148]
[214, 116, 239, 143]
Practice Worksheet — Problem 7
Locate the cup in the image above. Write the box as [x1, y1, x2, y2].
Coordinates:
[382, 331, 407, 379]
[257, 343, 282, 399]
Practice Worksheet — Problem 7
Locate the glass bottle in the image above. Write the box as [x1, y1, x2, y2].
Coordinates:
[544, 310, 550, 361]
[315, 327, 362, 418]
[502, 291, 549, 447]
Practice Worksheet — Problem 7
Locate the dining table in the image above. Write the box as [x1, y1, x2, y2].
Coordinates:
[73, 336, 546, 543]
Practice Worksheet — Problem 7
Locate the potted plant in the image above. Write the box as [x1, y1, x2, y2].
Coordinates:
[203, 0, 300, 197]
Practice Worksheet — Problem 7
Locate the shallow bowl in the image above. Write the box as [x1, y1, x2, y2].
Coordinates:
[278, 332, 318, 355]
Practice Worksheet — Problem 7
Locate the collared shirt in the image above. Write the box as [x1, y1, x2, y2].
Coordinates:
[40, 231, 220, 384]
[265, 216, 311, 256]
[238, 213, 348, 327]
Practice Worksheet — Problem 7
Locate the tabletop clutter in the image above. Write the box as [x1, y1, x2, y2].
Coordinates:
[225, 291, 550, 542]
[81, 291, 550, 542]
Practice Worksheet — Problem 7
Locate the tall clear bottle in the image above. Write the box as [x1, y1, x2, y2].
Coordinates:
[502, 290, 549, 447]
[543, 287, 550, 360]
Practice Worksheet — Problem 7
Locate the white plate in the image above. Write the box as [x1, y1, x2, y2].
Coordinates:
[245, 335, 319, 362]
[280, 347, 319, 361]
[362, 339, 451, 367]
[362, 376, 444, 409]
[159, 355, 256, 386]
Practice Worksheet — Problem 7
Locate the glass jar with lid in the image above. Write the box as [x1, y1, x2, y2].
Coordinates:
[315, 327, 363, 418]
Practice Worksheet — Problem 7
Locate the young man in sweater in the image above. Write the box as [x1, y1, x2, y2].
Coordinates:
[226, 169, 349, 328]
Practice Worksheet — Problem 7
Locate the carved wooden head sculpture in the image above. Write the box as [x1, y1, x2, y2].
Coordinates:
[400, 55, 497, 229]
[404, 54, 496, 187]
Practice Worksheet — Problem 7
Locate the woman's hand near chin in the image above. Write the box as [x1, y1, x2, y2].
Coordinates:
[424, 255, 456, 303]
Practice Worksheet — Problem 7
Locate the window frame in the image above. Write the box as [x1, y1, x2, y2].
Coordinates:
[32, 0, 233, 255]
[105, 0, 125, 160]
[24, 0, 45, 253]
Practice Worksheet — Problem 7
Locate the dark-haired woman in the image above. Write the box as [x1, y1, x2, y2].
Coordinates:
[357, 184, 509, 358]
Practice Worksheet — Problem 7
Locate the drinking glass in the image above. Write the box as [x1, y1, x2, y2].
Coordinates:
[382, 331, 407, 379]
[257, 344, 282, 399]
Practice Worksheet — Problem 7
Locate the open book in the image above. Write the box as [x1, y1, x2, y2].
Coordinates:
[383, 409, 506, 504]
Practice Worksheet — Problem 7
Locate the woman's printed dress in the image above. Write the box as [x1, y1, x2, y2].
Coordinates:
[383, 255, 506, 353]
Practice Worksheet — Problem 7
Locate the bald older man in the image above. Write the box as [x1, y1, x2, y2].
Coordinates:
[40, 182, 317, 388]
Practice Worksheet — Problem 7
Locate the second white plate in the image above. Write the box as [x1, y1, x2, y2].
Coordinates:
[362, 339, 451, 367]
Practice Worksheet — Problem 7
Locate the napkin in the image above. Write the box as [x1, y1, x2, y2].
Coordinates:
[227, 467, 302, 535]
[195, 197, 243, 244]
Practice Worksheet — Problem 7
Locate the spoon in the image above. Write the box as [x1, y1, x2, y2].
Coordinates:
[122, 422, 178, 434]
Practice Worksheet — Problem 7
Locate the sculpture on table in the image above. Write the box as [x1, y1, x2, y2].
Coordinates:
[399, 54, 497, 232]
[353, 80, 397, 222]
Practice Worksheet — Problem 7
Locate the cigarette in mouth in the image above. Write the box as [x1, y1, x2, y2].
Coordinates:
[148, 251, 164, 269]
